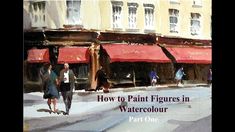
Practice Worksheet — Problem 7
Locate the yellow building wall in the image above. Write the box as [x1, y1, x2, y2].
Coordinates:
[81, 0, 101, 30]
[24, 0, 211, 40]
[158, 0, 211, 40]
[99, 0, 158, 32]
[99, 0, 113, 30]
[46, 0, 67, 29]
[23, 0, 101, 30]
[155, 0, 211, 40]
[136, 1, 145, 32]
[23, 0, 67, 29]
[122, 0, 128, 30]
[98, 0, 211, 40]
[201, 0, 212, 40]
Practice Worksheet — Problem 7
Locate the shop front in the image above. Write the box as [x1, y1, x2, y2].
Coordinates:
[24, 48, 50, 92]
[57, 46, 90, 90]
[24, 29, 99, 92]
[99, 44, 172, 87]
[165, 46, 212, 83]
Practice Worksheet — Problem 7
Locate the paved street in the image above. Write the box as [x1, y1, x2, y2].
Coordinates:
[24, 85, 211, 132]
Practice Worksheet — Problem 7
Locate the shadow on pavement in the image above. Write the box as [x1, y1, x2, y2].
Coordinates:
[168, 86, 180, 88]
[168, 115, 211, 132]
[37, 108, 53, 114]
[37, 109, 66, 115]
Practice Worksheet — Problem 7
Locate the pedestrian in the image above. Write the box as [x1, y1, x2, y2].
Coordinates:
[59, 63, 76, 115]
[95, 66, 110, 92]
[42, 63, 60, 113]
[149, 69, 159, 86]
[207, 68, 212, 86]
[175, 66, 186, 86]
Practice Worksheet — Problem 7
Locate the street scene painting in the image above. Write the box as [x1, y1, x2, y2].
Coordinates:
[24, 0, 212, 131]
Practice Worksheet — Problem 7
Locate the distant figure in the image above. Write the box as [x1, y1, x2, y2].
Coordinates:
[175, 67, 186, 86]
[42, 63, 60, 113]
[149, 69, 159, 86]
[59, 63, 76, 115]
[207, 68, 212, 86]
[95, 66, 110, 92]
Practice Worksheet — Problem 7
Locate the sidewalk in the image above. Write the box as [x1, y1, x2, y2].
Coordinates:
[23, 83, 210, 131]
[75, 83, 210, 94]
[24, 93, 121, 131]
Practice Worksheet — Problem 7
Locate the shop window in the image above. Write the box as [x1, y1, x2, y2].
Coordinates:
[69, 64, 89, 78]
[110, 63, 133, 80]
[77, 65, 89, 78]
[26, 64, 41, 81]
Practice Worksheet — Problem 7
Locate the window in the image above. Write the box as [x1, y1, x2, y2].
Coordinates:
[66, 0, 81, 25]
[169, 0, 180, 4]
[144, 4, 154, 29]
[128, 3, 138, 29]
[169, 9, 179, 33]
[192, 0, 202, 7]
[112, 1, 123, 29]
[191, 13, 201, 35]
[29, 1, 46, 28]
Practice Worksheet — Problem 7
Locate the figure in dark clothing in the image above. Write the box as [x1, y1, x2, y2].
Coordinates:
[207, 68, 212, 86]
[95, 66, 109, 92]
[149, 70, 159, 86]
[59, 63, 76, 115]
[42, 63, 59, 113]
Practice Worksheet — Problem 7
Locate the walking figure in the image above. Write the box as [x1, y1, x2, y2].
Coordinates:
[95, 66, 110, 93]
[149, 69, 159, 86]
[59, 63, 76, 115]
[175, 67, 186, 86]
[42, 63, 60, 113]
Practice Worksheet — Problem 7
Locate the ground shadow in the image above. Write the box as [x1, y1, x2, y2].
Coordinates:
[168, 115, 211, 132]
[37, 108, 66, 115]
[168, 86, 181, 88]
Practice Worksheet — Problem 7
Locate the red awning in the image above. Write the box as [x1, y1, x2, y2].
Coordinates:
[27, 48, 50, 63]
[57, 47, 89, 64]
[166, 47, 211, 64]
[102, 44, 171, 63]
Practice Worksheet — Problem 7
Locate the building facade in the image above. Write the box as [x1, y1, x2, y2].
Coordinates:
[24, 0, 212, 91]
[24, 0, 211, 39]
[98, 0, 211, 40]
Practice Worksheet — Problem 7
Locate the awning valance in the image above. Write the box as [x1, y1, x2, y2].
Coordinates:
[102, 44, 171, 63]
[57, 47, 89, 64]
[166, 47, 211, 64]
[27, 48, 50, 63]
